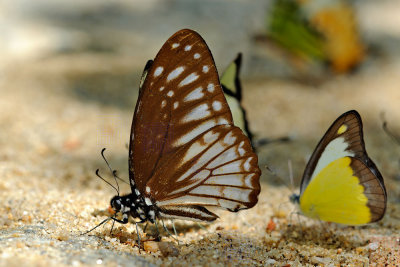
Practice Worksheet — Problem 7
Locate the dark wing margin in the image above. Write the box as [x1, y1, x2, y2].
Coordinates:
[350, 158, 387, 222]
[301, 110, 367, 193]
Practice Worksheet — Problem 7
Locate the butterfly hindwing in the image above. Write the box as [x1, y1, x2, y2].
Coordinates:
[298, 110, 386, 224]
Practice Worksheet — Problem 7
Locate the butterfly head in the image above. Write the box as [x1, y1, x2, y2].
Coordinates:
[110, 195, 132, 223]
[289, 193, 300, 204]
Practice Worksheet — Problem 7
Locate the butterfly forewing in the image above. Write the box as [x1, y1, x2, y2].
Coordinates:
[300, 110, 366, 193]
[129, 29, 260, 221]
[130, 29, 233, 193]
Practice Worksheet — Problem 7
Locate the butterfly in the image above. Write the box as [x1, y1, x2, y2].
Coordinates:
[109, 29, 261, 228]
[220, 53, 290, 148]
[290, 110, 387, 225]
[219, 53, 254, 143]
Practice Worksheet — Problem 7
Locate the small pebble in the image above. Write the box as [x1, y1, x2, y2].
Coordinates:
[143, 241, 159, 253]
[158, 242, 179, 257]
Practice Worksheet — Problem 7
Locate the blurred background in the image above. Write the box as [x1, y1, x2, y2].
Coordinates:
[1, 0, 400, 264]
[1, 0, 400, 188]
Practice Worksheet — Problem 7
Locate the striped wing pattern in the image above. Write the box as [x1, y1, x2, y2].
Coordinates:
[130, 29, 261, 221]
[148, 125, 260, 221]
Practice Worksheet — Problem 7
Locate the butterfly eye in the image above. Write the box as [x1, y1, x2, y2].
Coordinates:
[110, 196, 122, 211]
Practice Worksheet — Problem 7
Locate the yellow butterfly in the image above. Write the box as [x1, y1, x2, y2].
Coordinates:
[290, 110, 387, 225]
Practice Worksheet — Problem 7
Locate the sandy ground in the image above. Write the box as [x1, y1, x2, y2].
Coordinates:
[0, 50, 400, 266]
[1, 1, 400, 266]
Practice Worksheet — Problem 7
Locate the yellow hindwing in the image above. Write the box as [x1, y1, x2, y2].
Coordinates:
[300, 157, 371, 225]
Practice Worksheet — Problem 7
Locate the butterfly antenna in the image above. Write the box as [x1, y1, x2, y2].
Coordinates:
[95, 169, 119, 195]
[81, 217, 112, 235]
[100, 148, 120, 195]
[288, 159, 295, 194]
[112, 170, 129, 185]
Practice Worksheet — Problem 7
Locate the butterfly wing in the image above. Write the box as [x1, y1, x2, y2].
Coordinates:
[129, 29, 261, 218]
[147, 124, 260, 221]
[220, 53, 254, 143]
[299, 110, 386, 224]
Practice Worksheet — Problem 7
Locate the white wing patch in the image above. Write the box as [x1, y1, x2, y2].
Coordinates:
[154, 66, 163, 77]
[212, 101, 222, 111]
[179, 73, 199, 87]
[184, 87, 204, 102]
[168, 66, 185, 81]
[212, 158, 247, 175]
[310, 137, 354, 182]
[182, 104, 210, 123]
[203, 65, 209, 73]
[207, 83, 215, 92]
[173, 119, 217, 148]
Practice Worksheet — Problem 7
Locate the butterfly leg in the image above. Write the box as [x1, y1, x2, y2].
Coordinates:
[143, 222, 149, 233]
[171, 220, 180, 245]
[160, 217, 178, 242]
[135, 221, 142, 253]
[154, 219, 161, 241]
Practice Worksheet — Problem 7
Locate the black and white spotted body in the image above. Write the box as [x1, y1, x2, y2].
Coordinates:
[110, 187, 157, 224]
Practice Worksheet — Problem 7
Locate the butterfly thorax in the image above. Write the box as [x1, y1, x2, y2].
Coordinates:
[110, 191, 157, 224]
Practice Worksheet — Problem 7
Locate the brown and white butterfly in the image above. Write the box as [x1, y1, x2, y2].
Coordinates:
[110, 29, 261, 226]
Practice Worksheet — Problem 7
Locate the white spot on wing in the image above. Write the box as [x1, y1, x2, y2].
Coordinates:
[207, 83, 214, 92]
[146, 186, 150, 193]
[203, 66, 209, 73]
[173, 101, 179, 109]
[218, 118, 229, 125]
[244, 157, 252, 171]
[194, 53, 200, 59]
[161, 100, 167, 108]
[159, 86, 165, 92]
[154, 66, 163, 77]
[168, 66, 184, 81]
[238, 141, 245, 156]
[167, 90, 174, 97]
[179, 73, 199, 87]
[172, 43, 179, 49]
[184, 87, 204, 101]
[212, 101, 222, 111]
[184, 45, 192, 51]
[223, 131, 236, 145]
[182, 103, 210, 123]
